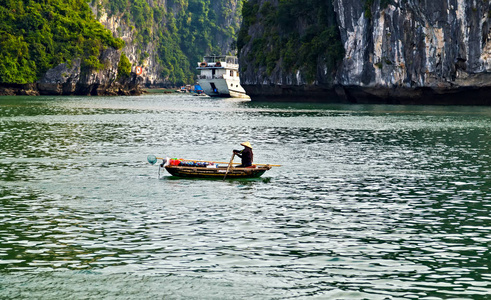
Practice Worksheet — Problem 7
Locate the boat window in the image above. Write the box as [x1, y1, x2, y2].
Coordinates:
[230, 70, 233, 77]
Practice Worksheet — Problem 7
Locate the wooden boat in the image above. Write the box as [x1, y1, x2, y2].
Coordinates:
[164, 165, 271, 178]
[147, 155, 279, 179]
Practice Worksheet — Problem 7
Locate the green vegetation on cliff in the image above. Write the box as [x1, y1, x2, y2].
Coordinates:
[117, 52, 131, 79]
[0, 0, 124, 84]
[238, 0, 344, 83]
[0, 0, 242, 86]
[99, 0, 243, 85]
[364, 0, 391, 18]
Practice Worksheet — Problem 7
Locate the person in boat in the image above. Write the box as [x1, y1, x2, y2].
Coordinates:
[233, 141, 253, 167]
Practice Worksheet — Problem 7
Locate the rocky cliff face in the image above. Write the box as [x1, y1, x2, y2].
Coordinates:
[239, 0, 491, 105]
[38, 48, 142, 96]
[94, 0, 243, 87]
[0, 48, 142, 96]
[0, 0, 243, 96]
[93, 5, 162, 87]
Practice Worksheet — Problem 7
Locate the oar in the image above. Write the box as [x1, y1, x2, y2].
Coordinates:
[223, 153, 235, 180]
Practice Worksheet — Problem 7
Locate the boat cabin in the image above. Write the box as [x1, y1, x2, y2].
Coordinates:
[197, 55, 239, 80]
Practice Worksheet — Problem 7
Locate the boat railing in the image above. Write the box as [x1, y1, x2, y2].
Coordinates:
[197, 62, 239, 69]
[197, 75, 225, 79]
[202, 56, 238, 64]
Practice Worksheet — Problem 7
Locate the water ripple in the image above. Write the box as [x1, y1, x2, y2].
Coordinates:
[1, 95, 490, 298]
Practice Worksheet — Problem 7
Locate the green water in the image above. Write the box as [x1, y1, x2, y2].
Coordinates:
[0, 95, 490, 299]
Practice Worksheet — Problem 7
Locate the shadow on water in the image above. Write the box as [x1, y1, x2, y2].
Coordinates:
[241, 100, 491, 116]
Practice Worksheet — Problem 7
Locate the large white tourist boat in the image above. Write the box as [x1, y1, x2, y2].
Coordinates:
[196, 55, 248, 98]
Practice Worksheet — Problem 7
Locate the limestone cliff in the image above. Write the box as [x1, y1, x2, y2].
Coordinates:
[239, 0, 491, 105]
[92, 4, 162, 87]
[0, 49, 142, 96]
[0, 0, 142, 96]
[37, 48, 142, 96]
[0, 0, 243, 96]
[93, 0, 243, 87]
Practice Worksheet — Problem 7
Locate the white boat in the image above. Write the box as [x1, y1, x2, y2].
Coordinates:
[196, 55, 248, 98]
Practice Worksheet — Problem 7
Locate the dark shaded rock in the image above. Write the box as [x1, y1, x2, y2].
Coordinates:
[5, 48, 143, 96]
[38, 59, 81, 95]
[242, 84, 345, 103]
[0, 84, 39, 96]
[239, 0, 491, 105]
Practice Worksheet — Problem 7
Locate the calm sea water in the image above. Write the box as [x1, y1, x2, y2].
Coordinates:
[0, 94, 490, 299]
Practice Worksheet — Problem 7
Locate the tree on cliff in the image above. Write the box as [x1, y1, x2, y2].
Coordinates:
[97, 0, 243, 86]
[0, 0, 243, 87]
[0, 0, 124, 84]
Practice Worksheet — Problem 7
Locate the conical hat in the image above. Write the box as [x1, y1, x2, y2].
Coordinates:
[240, 141, 252, 149]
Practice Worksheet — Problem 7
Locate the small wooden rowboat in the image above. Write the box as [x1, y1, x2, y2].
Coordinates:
[164, 165, 271, 178]
[147, 155, 280, 179]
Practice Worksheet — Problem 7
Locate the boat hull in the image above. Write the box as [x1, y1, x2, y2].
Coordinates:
[197, 78, 248, 98]
[164, 165, 270, 178]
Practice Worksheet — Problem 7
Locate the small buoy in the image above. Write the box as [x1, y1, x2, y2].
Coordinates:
[136, 66, 143, 75]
